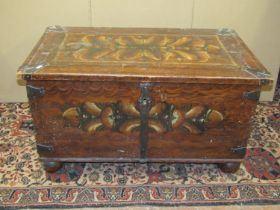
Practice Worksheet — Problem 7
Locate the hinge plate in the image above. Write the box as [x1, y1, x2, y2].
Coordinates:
[138, 83, 152, 159]
[243, 90, 260, 101]
[26, 85, 45, 99]
[231, 145, 246, 156]
[37, 143, 54, 153]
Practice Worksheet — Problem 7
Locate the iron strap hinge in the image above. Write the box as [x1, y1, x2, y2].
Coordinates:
[138, 83, 152, 160]
[26, 85, 46, 99]
[37, 143, 54, 153]
[243, 90, 260, 101]
[231, 145, 246, 155]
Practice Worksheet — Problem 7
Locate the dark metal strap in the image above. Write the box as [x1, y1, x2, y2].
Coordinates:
[37, 143, 54, 153]
[231, 145, 246, 156]
[138, 83, 152, 160]
[243, 90, 260, 101]
[26, 85, 46, 99]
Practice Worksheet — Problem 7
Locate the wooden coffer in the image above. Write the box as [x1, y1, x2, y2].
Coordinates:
[17, 26, 272, 173]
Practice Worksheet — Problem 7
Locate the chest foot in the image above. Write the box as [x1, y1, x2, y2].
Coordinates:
[218, 162, 241, 173]
[43, 161, 63, 173]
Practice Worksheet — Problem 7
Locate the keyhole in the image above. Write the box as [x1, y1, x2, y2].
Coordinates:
[142, 98, 148, 105]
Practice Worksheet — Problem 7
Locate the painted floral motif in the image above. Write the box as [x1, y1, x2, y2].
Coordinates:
[0, 102, 280, 208]
[55, 34, 233, 65]
[62, 102, 223, 134]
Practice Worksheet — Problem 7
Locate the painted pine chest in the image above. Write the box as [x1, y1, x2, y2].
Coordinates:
[17, 26, 272, 173]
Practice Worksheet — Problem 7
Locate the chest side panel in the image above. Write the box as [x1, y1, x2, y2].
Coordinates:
[147, 83, 259, 159]
[28, 80, 141, 159]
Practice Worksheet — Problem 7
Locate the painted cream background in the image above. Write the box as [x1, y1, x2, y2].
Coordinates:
[0, 0, 279, 102]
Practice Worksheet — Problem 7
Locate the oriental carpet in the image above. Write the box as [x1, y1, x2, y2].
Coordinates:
[0, 86, 279, 208]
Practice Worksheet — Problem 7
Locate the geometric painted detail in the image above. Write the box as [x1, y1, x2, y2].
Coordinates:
[62, 101, 223, 134]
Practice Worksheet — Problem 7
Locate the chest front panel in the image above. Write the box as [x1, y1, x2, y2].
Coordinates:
[147, 83, 258, 159]
[28, 81, 141, 158]
[28, 80, 258, 161]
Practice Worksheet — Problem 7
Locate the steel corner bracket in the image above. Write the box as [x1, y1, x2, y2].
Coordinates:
[26, 85, 46, 99]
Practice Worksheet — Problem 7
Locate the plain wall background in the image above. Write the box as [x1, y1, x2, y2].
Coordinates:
[0, 0, 279, 102]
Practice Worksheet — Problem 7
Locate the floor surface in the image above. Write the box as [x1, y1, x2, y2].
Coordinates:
[26, 205, 280, 210]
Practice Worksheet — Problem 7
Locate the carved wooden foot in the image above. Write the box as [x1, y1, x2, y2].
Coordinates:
[218, 162, 241, 173]
[43, 161, 63, 173]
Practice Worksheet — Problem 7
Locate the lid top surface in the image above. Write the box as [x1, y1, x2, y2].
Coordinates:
[55, 31, 235, 67]
[18, 26, 272, 85]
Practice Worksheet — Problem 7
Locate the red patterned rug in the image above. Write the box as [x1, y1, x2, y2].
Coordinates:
[0, 101, 279, 208]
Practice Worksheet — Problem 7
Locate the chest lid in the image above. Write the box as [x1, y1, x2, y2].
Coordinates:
[17, 26, 272, 85]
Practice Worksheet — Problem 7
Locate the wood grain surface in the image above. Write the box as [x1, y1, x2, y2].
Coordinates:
[18, 27, 271, 173]
[17, 27, 272, 85]
[28, 80, 258, 161]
